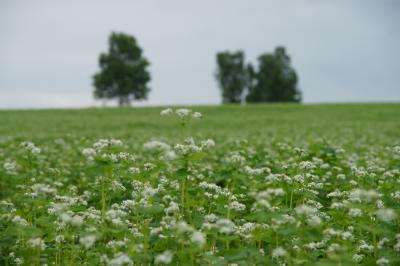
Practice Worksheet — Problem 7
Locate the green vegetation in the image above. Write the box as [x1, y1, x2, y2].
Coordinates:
[215, 47, 300, 104]
[0, 103, 399, 265]
[93, 32, 151, 106]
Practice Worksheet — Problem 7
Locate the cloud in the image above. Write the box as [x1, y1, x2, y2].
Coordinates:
[0, 0, 399, 108]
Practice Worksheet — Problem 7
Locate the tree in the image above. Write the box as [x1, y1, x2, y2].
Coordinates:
[215, 51, 247, 103]
[246, 46, 301, 103]
[93, 32, 151, 106]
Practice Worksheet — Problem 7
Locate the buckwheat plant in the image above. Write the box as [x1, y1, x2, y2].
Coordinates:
[0, 107, 399, 265]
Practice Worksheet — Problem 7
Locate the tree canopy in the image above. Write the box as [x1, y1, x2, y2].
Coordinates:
[93, 32, 151, 106]
[246, 47, 301, 103]
[215, 46, 301, 104]
[215, 51, 247, 103]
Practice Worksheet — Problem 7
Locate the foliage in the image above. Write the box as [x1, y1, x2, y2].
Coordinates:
[215, 51, 247, 103]
[246, 47, 301, 103]
[0, 104, 399, 265]
[93, 32, 151, 106]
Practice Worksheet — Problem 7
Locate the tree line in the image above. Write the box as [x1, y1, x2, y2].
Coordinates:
[216, 48, 301, 103]
[93, 33, 301, 106]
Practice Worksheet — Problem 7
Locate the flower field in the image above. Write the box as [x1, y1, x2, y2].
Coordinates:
[0, 104, 399, 265]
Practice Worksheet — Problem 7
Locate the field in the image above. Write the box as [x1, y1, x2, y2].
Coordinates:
[0, 103, 399, 265]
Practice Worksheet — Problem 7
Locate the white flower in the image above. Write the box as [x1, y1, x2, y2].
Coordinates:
[176, 221, 194, 234]
[376, 208, 397, 223]
[327, 243, 343, 253]
[20, 141, 41, 154]
[160, 108, 173, 116]
[227, 201, 246, 212]
[272, 247, 287, 258]
[164, 201, 180, 215]
[107, 253, 133, 266]
[237, 222, 256, 235]
[3, 161, 17, 174]
[204, 214, 218, 223]
[106, 239, 128, 249]
[60, 213, 72, 224]
[307, 215, 322, 226]
[79, 235, 96, 249]
[55, 235, 65, 244]
[111, 180, 126, 192]
[175, 109, 192, 118]
[192, 112, 202, 119]
[341, 231, 354, 241]
[31, 183, 57, 195]
[376, 257, 389, 266]
[143, 140, 171, 153]
[82, 148, 96, 158]
[191, 231, 206, 247]
[349, 189, 380, 202]
[376, 199, 385, 209]
[93, 139, 122, 150]
[215, 218, 235, 234]
[110, 139, 123, 146]
[391, 191, 400, 200]
[14, 257, 24, 265]
[128, 167, 140, 174]
[12, 215, 28, 226]
[295, 205, 317, 216]
[348, 208, 362, 217]
[352, 254, 364, 262]
[298, 161, 315, 170]
[155, 250, 173, 264]
[327, 190, 343, 198]
[357, 240, 374, 253]
[70, 215, 84, 227]
[201, 139, 215, 149]
[27, 237, 46, 250]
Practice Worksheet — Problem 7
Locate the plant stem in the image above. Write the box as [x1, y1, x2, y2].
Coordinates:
[181, 177, 186, 216]
[101, 179, 106, 220]
[289, 189, 294, 209]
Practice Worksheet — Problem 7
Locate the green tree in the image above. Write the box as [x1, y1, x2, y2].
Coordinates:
[215, 51, 247, 103]
[246, 46, 301, 103]
[93, 32, 151, 106]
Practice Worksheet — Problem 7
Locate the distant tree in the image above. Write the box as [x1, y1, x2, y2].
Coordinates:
[93, 32, 151, 106]
[246, 46, 301, 103]
[215, 51, 247, 103]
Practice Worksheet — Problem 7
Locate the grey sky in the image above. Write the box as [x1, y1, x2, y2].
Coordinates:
[0, 0, 399, 108]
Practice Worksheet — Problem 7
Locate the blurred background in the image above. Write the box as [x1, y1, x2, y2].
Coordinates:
[0, 0, 399, 109]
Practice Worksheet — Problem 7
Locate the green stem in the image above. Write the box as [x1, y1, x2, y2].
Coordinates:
[289, 189, 294, 209]
[181, 178, 186, 214]
[373, 232, 377, 258]
[143, 221, 149, 264]
[37, 247, 41, 266]
[101, 180, 106, 220]
[190, 251, 195, 265]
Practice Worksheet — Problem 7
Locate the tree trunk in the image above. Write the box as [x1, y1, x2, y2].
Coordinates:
[118, 97, 124, 107]
[118, 96, 131, 107]
[125, 98, 131, 107]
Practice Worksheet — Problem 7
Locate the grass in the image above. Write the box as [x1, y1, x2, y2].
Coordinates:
[1, 103, 399, 140]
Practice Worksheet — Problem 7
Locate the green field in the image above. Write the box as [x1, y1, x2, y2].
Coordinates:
[1, 103, 399, 141]
[1, 103, 399, 265]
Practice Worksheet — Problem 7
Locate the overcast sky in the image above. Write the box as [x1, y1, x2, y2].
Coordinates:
[0, 0, 399, 108]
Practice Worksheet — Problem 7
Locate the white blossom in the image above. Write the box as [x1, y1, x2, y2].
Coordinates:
[79, 235, 96, 249]
[155, 250, 173, 264]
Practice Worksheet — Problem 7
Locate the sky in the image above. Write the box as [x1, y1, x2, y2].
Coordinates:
[0, 0, 399, 109]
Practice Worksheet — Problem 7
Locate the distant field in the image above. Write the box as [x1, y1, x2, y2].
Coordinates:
[1, 103, 399, 265]
[1, 103, 399, 142]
